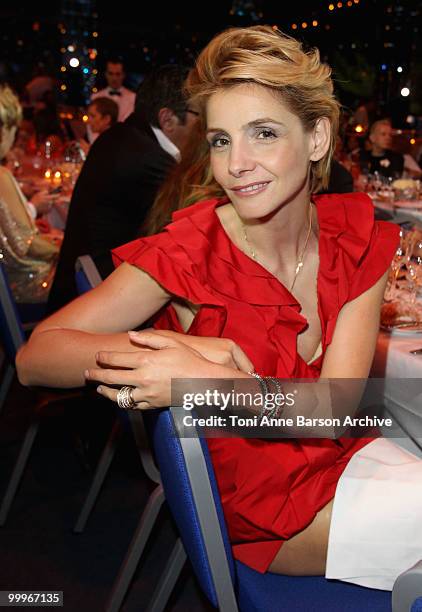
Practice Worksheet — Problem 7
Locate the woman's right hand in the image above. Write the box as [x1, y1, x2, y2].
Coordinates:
[129, 329, 254, 373]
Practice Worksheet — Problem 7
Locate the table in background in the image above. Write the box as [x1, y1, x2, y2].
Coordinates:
[373, 197, 422, 226]
[373, 331, 422, 456]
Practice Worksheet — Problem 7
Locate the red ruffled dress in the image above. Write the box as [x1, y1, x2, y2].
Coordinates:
[113, 193, 399, 573]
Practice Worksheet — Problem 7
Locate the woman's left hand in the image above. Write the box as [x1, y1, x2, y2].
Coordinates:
[140, 329, 254, 373]
[85, 331, 241, 409]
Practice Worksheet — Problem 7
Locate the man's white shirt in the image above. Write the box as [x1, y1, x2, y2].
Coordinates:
[151, 126, 181, 162]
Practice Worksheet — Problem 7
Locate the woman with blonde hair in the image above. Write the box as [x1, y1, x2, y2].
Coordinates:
[0, 85, 60, 316]
[17, 27, 419, 590]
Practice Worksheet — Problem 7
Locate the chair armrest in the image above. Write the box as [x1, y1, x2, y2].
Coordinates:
[392, 559, 422, 612]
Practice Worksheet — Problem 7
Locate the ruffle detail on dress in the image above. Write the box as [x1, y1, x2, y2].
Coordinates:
[171, 199, 308, 376]
[313, 192, 399, 345]
[112, 231, 227, 337]
[171, 199, 302, 306]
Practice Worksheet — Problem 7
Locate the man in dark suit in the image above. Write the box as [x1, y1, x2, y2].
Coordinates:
[47, 65, 197, 313]
[359, 119, 404, 178]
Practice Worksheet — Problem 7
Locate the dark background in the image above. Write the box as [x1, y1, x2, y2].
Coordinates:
[0, 0, 421, 120]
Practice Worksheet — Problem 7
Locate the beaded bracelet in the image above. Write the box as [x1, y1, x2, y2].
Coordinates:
[264, 377, 284, 420]
[248, 371, 270, 422]
[248, 371, 269, 396]
[266, 376, 282, 396]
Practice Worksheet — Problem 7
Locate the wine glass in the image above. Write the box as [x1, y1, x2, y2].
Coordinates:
[385, 229, 411, 301]
[371, 171, 383, 197]
[402, 232, 422, 303]
[62, 142, 85, 187]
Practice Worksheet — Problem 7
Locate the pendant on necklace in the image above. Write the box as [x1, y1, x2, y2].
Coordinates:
[295, 261, 304, 275]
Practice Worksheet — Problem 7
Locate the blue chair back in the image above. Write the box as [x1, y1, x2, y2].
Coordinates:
[412, 597, 422, 612]
[0, 263, 26, 361]
[150, 408, 237, 610]
[75, 255, 102, 295]
[150, 409, 409, 612]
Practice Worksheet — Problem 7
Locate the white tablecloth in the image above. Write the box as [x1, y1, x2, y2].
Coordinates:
[374, 332, 422, 378]
[373, 332, 422, 455]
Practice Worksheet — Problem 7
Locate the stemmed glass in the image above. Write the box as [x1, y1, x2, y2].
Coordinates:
[385, 229, 412, 301]
[62, 142, 85, 188]
[405, 237, 422, 304]
[370, 172, 383, 197]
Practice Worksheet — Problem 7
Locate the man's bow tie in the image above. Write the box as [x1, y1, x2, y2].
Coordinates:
[109, 89, 121, 96]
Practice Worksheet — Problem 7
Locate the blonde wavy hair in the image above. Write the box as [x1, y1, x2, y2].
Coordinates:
[185, 26, 340, 193]
[0, 85, 22, 131]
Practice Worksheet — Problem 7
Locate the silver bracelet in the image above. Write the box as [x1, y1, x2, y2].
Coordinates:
[266, 376, 282, 395]
[248, 371, 269, 396]
[248, 371, 270, 422]
[265, 377, 284, 420]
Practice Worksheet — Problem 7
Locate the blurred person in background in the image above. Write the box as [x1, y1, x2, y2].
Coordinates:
[24, 64, 55, 109]
[359, 119, 404, 178]
[0, 85, 61, 319]
[27, 90, 66, 157]
[79, 97, 119, 156]
[47, 64, 198, 313]
[142, 126, 219, 236]
[88, 97, 118, 135]
[92, 59, 135, 123]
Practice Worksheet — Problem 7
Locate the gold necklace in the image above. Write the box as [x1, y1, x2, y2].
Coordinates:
[242, 203, 313, 292]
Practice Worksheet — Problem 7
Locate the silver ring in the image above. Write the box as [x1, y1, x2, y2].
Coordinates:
[116, 386, 136, 409]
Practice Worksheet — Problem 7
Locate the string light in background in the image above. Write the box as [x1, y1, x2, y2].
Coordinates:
[57, 1, 98, 105]
[290, 0, 363, 31]
[17, 0, 415, 121]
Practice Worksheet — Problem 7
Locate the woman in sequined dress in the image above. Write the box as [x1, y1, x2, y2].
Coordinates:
[0, 85, 59, 307]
